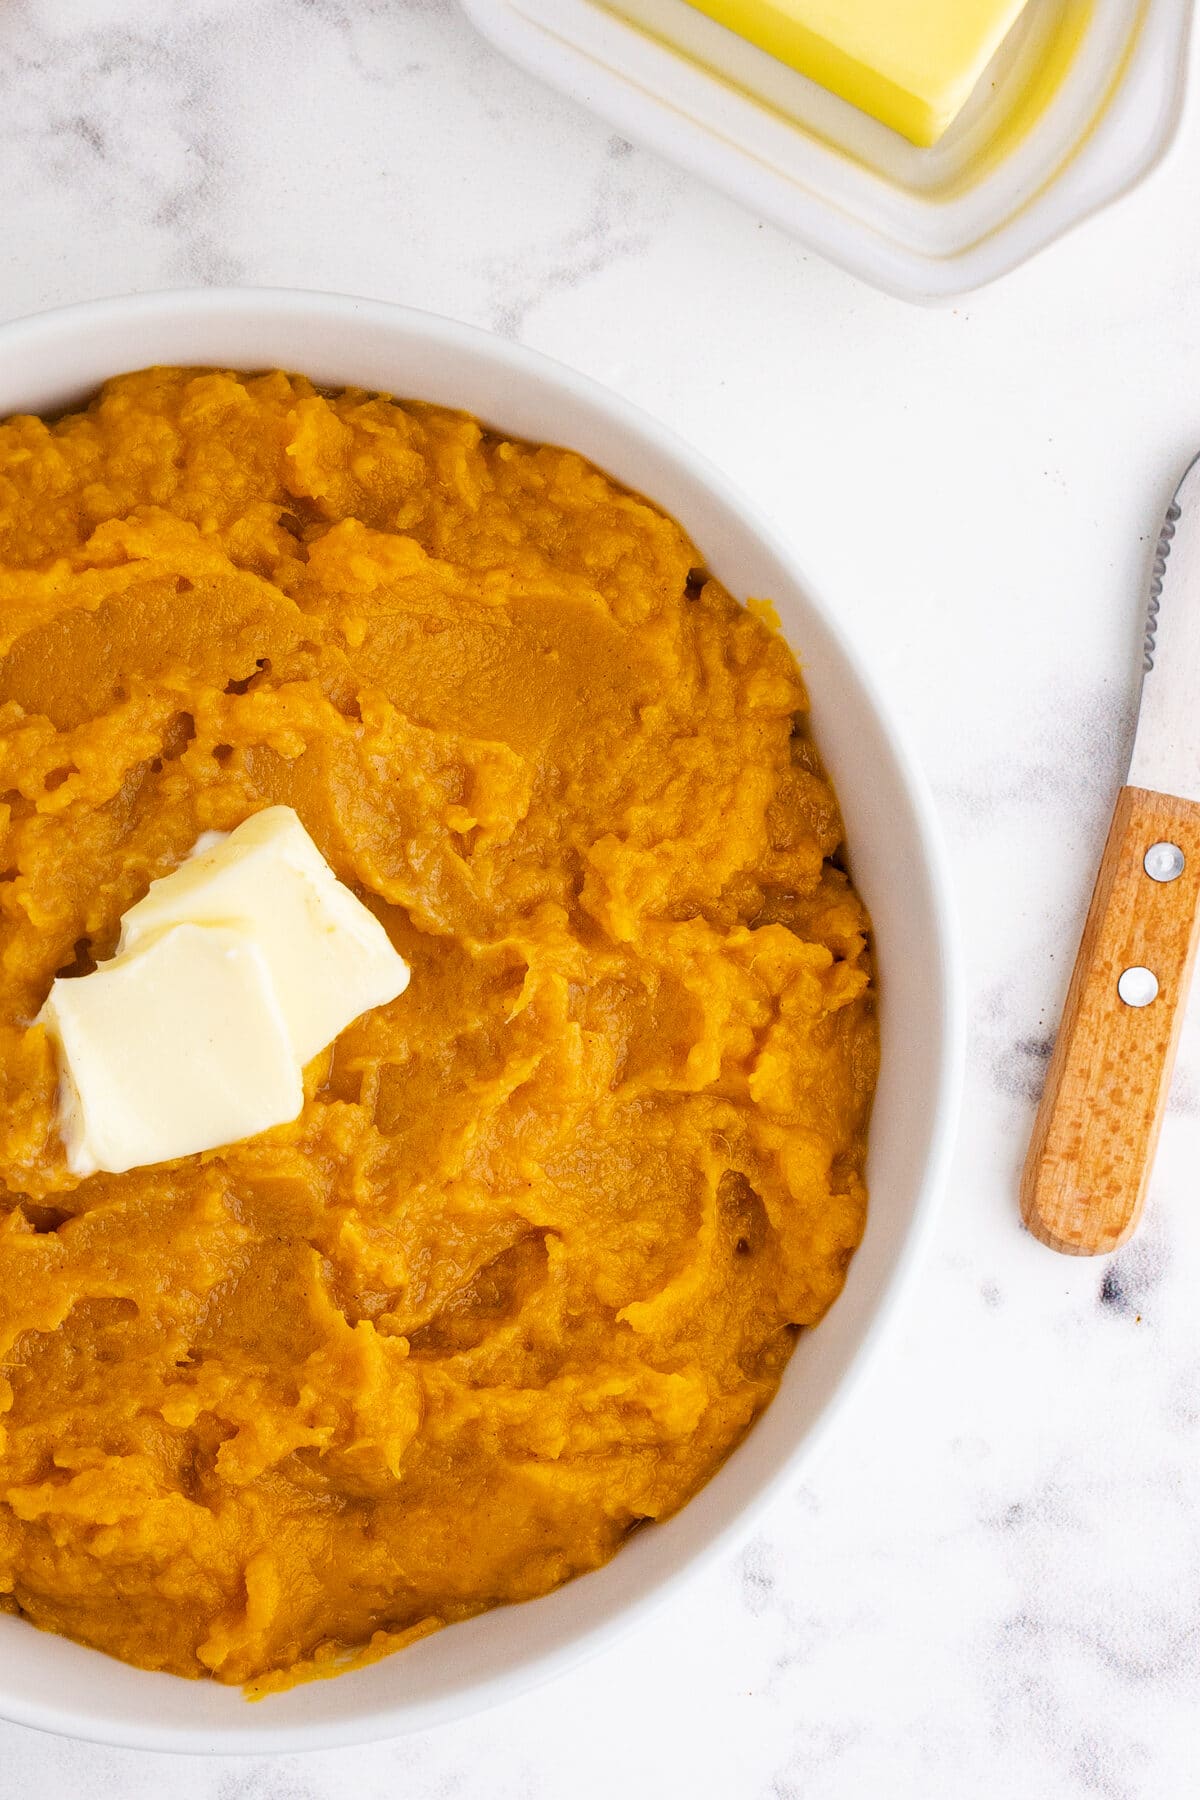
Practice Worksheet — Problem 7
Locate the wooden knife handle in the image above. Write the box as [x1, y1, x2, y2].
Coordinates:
[1021, 785, 1200, 1255]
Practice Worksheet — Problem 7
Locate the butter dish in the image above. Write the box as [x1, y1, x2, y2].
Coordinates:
[460, 0, 1192, 300]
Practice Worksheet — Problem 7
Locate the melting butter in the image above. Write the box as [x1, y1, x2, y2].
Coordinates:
[39, 807, 410, 1176]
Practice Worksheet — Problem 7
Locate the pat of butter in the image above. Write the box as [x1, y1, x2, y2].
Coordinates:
[40, 924, 303, 1177]
[117, 807, 410, 1067]
[682, 0, 1032, 146]
[39, 807, 411, 1177]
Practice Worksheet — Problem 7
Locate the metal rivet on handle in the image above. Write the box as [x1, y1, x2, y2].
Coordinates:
[1118, 966, 1159, 1007]
[1145, 841, 1185, 882]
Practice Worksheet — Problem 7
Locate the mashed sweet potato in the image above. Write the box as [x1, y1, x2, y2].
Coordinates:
[0, 369, 877, 1688]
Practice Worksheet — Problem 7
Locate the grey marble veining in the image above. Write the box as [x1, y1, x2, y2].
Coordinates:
[2, 2, 1200, 1795]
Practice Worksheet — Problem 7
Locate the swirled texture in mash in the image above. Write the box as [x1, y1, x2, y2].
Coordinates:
[0, 370, 877, 1688]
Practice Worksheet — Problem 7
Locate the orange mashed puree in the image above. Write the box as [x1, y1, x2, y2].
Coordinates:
[0, 369, 876, 1689]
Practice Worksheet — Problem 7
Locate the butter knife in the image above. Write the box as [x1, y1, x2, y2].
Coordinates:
[1022, 452, 1200, 1255]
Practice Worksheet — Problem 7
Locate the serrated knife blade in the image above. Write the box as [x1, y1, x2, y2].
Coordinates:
[1128, 451, 1200, 802]
[1022, 452, 1200, 1257]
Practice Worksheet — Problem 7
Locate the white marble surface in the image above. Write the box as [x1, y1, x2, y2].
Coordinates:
[2, 1, 1200, 1793]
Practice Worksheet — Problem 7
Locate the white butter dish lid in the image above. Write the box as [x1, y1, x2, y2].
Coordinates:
[461, 0, 1192, 301]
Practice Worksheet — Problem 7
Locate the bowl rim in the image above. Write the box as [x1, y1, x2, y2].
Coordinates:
[0, 287, 965, 1754]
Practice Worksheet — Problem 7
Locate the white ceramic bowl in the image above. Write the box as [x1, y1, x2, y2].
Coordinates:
[0, 289, 962, 1752]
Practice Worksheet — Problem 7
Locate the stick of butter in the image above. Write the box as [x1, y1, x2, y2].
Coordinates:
[40, 924, 303, 1178]
[117, 807, 410, 1067]
[682, 0, 1033, 146]
[39, 807, 411, 1177]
